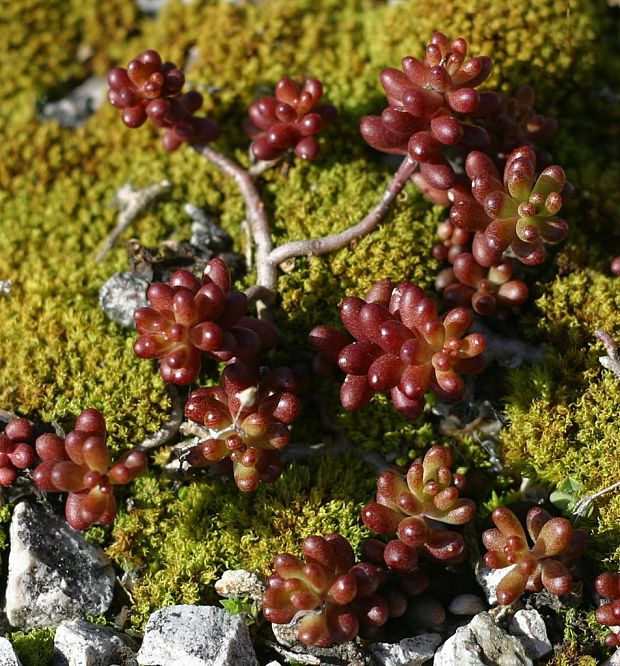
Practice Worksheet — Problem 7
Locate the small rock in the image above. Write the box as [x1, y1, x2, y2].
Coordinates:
[40, 77, 107, 128]
[135, 0, 193, 13]
[433, 612, 532, 666]
[214, 569, 266, 603]
[508, 609, 552, 660]
[5, 502, 115, 630]
[0, 637, 24, 666]
[0, 279, 12, 296]
[136, 605, 258, 666]
[371, 633, 442, 665]
[519, 477, 549, 504]
[54, 619, 139, 666]
[185, 204, 233, 253]
[271, 621, 370, 665]
[98, 272, 149, 328]
[475, 562, 514, 605]
[448, 594, 487, 616]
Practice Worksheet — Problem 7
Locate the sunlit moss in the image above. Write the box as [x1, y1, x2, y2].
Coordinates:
[107, 454, 374, 628]
[7, 627, 54, 666]
[503, 271, 620, 566]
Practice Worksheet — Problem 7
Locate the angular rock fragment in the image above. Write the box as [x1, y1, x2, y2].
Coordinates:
[136, 605, 258, 666]
[53, 619, 139, 666]
[98, 272, 149, 328]
[433, 612, 532, 666]
[214, 569, 266, 602]
[371, 633, 442, 666]
[508, 609, 552, 660]
[0, 638, 24, 666]
[5, 502, 115, 630]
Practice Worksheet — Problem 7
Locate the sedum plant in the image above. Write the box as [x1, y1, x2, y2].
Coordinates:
[183, 363, 301, 491]
[481, 506, 587, 605]
[0, 418, 35, 486]
[361, 445, 476, 571]
[32, 409, 148, 530]
[309, 280, 486, 420]
[107, 49, 220, 150]
[244, 76, 337, 161]
[449, 147, 570, 267]
[133, 258, 276, 384]
[262, 533, 442, 647]
[594, 572, 620, 648]
[0, 411, 148, 531]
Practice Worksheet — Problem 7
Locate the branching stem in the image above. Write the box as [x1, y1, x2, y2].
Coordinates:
[193, 145, 417, 308]
[268, 156, 417, 266]
[192, 144, 276, 294]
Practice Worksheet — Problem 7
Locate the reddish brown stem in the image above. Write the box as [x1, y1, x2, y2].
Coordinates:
[595, 328, 620, 379]
[192, 144, 277, 295]
[267, 156, 417, 266]
[193, 145, 417, 304]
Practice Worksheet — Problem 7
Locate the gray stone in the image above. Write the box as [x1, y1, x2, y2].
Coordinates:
[433, 612, 532, 666]
[135, 0, 192, 14]
[271, 621, 370, 665]
[54, 620, 139, 666]
[99, 272, 149, 328]
[184, 204, 233, 253]
[136, 605, 258, 666]
[475, 562, 515, 605]
[509, 609, 552, 660]
[5, 502, 115, 630]
[371, 633, 442, 665]
[0, 638, 23, 666]
[214, 569, 265, 603]
[448, 594, 487, 616]
[40, 77, 107, 128]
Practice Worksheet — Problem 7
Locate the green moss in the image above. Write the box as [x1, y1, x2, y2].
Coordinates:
[0, 0, 85, 126]
[107, 454, 374, 628]
[7, 627, 54, 666]
[503, 270, 620, 565]
[362, 0, 603, 115]
[547, 607, 609, 666]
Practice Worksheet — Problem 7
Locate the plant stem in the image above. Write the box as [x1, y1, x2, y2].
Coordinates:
[267, 156, 417, 266]
[595, 328, 620, 379]
[194, 145, 417, 303]
[192, 144, 277, 294]
[96, 180, 172, 262]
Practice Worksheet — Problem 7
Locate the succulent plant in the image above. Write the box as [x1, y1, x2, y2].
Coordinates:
[480, 85, 557, 167]
[184, 363, 301, 491]
[32, 409, 148, 530]
[107, 49, 220, 150]
[134, 258, 277, 384]
[481, 506, 587, 605]
[0, 418, 36, 486]
[262, 533, 442, 647]
[245, 77, 337, 161]
[362, 446, 476, 571]
[309, 280, 486, 420]
[450, 147, 570, 267]
[437, 253, 529, 318]
[432, 219, 471, 265]
[594, 572, 620, 648]
[360, 31, 499, 191]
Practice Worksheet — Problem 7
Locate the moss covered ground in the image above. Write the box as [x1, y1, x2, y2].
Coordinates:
[0, 0, 619, 661]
